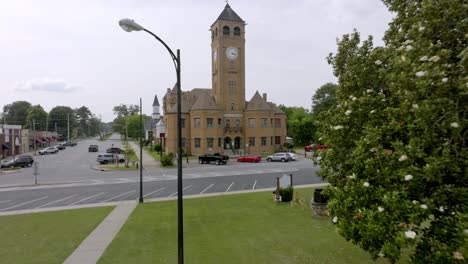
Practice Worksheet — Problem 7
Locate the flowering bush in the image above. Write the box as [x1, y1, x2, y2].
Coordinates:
[315, 1, 467, 263]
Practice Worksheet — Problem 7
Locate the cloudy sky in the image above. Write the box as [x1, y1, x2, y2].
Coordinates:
[0, 0, 393, 122]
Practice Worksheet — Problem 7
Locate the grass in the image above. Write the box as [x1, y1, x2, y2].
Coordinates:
[100, 164, 138, 170]
[99, 133, 113, 141]
[0, 206, 114, 264]
[99, 189, 400, 264]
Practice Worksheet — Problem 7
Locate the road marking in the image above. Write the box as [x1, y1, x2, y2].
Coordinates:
[252, 180, 257, 190]
[0, 200, 10, 204]
[103, 190, 135, 202]
[226, 182, 234, 192]
[0, 196, 48, 212]
[200, 184, 214, 194]
[143, 187, 166, 198]
[69, 192, 105, 205]
[169, 185, 192, 197]
[36, 194, 78, 209]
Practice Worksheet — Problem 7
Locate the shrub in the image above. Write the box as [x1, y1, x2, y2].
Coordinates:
[279, 186, 294, 202]
[154, 144, 162, 153]
[160, 153, 174, 167]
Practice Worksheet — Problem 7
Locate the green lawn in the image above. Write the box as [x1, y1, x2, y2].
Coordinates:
[99, 189, 399, 264]
[0, 206, 114, 264]
[100, 164, 138, 170]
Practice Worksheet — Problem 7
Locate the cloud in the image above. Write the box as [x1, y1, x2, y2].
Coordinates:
[15, 78, 82, 93]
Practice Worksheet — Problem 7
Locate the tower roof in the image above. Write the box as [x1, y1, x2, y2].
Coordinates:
[152, 95, 160, 106]
[214, 3, 244, 24]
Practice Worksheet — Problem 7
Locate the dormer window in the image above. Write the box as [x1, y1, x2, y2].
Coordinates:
[234, 27, 240, 36]
[223, 26, 230, 35]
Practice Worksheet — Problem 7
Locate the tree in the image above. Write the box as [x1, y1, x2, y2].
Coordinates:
[315, 1, 467, 263]
[75, 106, 92, 136]
[2, 101, 31, 126]
[49, 106, 76, 140]
[279, 105, 316, 145]
[311, 83, 338, 116]
[25, 105, 48, 131]
[113, 104, 129, 118]
[125, 114, 149, 139]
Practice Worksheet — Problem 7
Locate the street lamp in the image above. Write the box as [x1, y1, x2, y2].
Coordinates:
[118, 18, 184, 264]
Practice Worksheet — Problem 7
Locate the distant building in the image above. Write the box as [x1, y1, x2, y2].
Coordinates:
[161, 4, 287, 155]
[0, 124, 22, 158]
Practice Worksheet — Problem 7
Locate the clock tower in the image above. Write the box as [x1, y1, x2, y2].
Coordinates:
[211, 3, 246, 112]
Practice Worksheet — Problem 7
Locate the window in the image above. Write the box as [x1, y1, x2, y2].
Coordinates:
[231, 103, 235, 110]
[235, 119, 240, 127]
[218, 138, 222, 147]
[218, 118, 222, 128]
[260, 118, 267, 128]
[207, 118, 214, 128]
[182, 138, 186, 148]
[234, 27, 240, 36]
[270, 136, 273, 145]
[195, 138, 201, 148]
[207, 138, 214, 148]
[275, 136, 281, 145]
[225, 119, 230, 127]
[248, 118, 255, 128]
[181, 118, 185, 128]
[223, 26, 230, 35]
[248, 137, 255, 146]
[261, 137, 267, 146]
[228, 80, 236, 95]
[274, 118, 281, 128]
[194, 118, 200, 128]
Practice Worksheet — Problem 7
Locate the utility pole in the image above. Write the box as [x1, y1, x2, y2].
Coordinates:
[67, 113, 70, 141]
[45, 115, 48, 145]
[139, 97, 143, 203]
[33, 119, 37, 155]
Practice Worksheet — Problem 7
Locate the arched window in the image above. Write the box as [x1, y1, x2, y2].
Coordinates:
[215, 28, 218, 37]
[235, 119, 240, 127]
[225, 119, 230, 127]
[223, 26, 230, 35]
[234, 27, 240, 36]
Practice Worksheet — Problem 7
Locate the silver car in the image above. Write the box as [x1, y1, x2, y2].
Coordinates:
[38, 147, 59, 155]
[266, 153, 291, 162]
[97, 153, 126, 164]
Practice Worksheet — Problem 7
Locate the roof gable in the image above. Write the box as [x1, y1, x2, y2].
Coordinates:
[245, 91, 272, 111]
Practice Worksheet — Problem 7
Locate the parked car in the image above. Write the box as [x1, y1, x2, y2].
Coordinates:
[237, 155, 261, 163]
[39, 147, 59, 155]
[266, 153, 291, 162]
[287, 153, 297, 161]
[55, 144, 66, 150]
[0, 155, 34, 168]
[97, 153, 125, 164]
[198, 153, 229, 165]
[62, 141, 77, 147]
[88, 145, 99, 152]
[106, 147, 122, 154]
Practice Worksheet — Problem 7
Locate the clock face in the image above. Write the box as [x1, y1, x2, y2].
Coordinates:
[225, 47, 238, 60]
[213, 49, 217, 62]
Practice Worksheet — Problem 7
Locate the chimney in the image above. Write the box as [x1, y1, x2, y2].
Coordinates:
[262, 93, 267, 102]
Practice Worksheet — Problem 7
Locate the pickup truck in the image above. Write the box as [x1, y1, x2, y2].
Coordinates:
[198, 153, 229, 165]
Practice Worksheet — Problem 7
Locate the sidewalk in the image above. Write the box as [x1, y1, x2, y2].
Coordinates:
[127, 141, 160, 168]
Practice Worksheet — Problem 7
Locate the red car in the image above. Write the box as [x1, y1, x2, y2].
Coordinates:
[237, 155, 262, 163]
[305, 144, 328, 152]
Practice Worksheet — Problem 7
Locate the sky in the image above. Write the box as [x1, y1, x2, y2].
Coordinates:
[0, 0, 393, 122]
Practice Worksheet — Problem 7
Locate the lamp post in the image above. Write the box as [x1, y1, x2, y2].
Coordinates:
[119, 18, 184, 264]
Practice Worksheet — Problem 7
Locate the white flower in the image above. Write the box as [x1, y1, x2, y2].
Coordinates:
[397, 45, 405, 51]
[333, 125, 343, 130]
[399, 155, 408, 161]
[347, 173, 356, 179]
[412, 104, 419, 109]
[316, 156, 322, 161]
[420, 204, 428, 210]
[363, 182, 370, 187]
[419, 56, 428, 61]
[442, 77, 448, 83]
[349, 95, 354, 99]
[345, 110, 352, 115]
[370, 147, 378, 152]
[404, 40, 414, 44]
[412, 200, 419, 204]
[401, 55, 406, 61]
[439, 206, 445, 212]
[404, 174, 413, 181]
[406, 45, 413, 51]
[463, 229, 468, 234]
[450, 122, 460, 128]
[405, 230, 417, 239]
[378, 251, 385, 258]
[378, 207, 385, 212]
[332, 216, 338, 223]
[429, 55, 440, 62]
[366, 89, 372, 93]
[352, 96, 357, 101]
[375, 60, 382, 65]
[370, 110, 376, 114]
[419, 26, 425, 31]
[451, 212, 455, 215]
[415, 71, 425, 77]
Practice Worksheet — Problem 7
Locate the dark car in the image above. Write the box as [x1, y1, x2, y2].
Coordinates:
[62, 141, 77, 147]
[56, 144, 66, 150]
[1, 155, 34, 168]
[88, 145, 99, 152]
[106, 147, 122, 154]
[198, 153, 229, 165]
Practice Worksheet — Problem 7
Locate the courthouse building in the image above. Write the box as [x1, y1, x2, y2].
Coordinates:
[161, 3, 287, 155]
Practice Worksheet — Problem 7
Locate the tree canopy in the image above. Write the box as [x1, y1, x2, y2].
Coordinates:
[2, 101, 32, 126]
[311, 82, 338, 116]
[315, 0, 467, 262]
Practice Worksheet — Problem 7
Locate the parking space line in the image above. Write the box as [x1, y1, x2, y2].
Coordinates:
[36, 194, 78, 209]
[0, 200, 10, 204]
[169, 185, 193, 197]
[69, 192, 105, 205]
[103, 190, 135, 202]
[252, 180, 257, 190]
[226, 182, 234, 192]
[200, 184, 214, 194]
[143, 187, 166, 198]
[0, 196, 48, 212]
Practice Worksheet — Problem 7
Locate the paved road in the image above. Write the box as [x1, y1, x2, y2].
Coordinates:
[0, 135, 324, 212]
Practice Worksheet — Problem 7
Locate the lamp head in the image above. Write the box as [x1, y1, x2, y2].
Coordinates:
[119, 18, 144, 32]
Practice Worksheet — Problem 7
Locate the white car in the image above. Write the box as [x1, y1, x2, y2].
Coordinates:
[266, 153, 291, 162]
[38, 147, 59, 155]
[288, 153, 297, 161]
